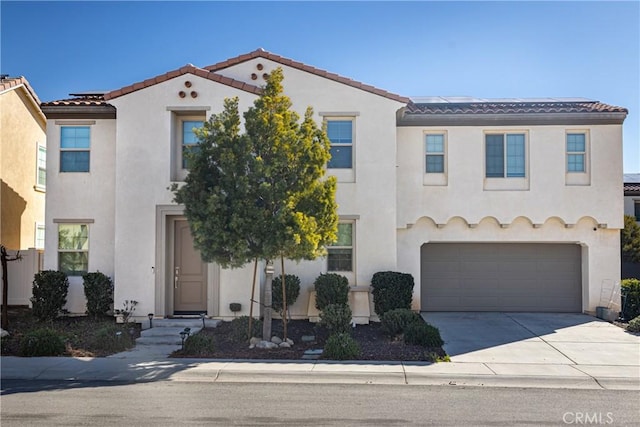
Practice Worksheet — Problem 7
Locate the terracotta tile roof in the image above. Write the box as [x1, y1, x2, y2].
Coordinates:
[624, 182, 640, 193]
[204, 48, 410, 104]
[0, 76, 43, 106]
[103, 64, 262, 101]
[405, 100, 628, 115]
[41, 95, 110, 107]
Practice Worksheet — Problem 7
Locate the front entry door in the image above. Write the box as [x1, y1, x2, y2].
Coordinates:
[173, 220, 207, 313]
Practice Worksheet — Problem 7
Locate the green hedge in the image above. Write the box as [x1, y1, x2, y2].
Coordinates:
[314, 273, 349, 311]
[272, 274, 301, 317]
[31, 270, 69, 322]
[622, 278, 640, 321]
[83, 271, 114, 318]
[371, 271, 414, 317]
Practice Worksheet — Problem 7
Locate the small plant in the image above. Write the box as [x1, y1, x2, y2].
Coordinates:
[381, 308, 422, 338]
[627, 315, 640, 333]
[115, 300, 138, 324]
[319, 303, 352, 335]
[92, 324, 134, 352]
[19, 328, 66, 356]
[621, 278, 640, 321]
[404, 322, 444, 347]
[371, 271, 414, 317]
[272, 274, 301, 319]
[322, 332, 360, 360]
[230, 316, 262, 342]
[314, 273, 349, 311]
[183, 333, 215, 356]
[426, 352, 451, 363]
[83, 271, 114, 319]
[31, 270, 69, 322]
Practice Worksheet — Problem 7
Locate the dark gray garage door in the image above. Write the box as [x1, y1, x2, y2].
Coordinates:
[421, 243, 582, 312]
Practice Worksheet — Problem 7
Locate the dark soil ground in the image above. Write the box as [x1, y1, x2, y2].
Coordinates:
[172, 319, 447, 362]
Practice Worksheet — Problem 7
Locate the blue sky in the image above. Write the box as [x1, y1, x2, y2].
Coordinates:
[2, 1, 639, 171]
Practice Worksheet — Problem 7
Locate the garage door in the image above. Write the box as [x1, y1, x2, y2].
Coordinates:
[421, 243, 582, 312]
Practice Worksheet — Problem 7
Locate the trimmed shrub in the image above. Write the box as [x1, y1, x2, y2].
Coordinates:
[319, 303, 352, 335]
[230, 316, 262, 342]
[381, 308, 422, 338]
[314, 273, 349, 311]
[272, 274, 301, 317]
[627, 316, 640, 333]
[83, 271, 114, 318]
[404, 322, 444, 347]
[371, 271, 414, 317]
[621, 278, 640, 321]
[322, 332, 360, 360]
[183, 333, 215, 356]
[92, 324, 134, 353]
[19, 328, 65, 356]
[31, 270, 69, 322]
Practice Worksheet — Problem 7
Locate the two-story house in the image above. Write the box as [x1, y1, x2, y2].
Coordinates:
[40, 50, 627, 320]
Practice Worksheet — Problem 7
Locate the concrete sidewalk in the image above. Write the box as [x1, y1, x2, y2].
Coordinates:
[1, 355, 638, 390]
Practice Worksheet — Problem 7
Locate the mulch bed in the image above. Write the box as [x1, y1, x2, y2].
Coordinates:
[172, 319, 446, 361]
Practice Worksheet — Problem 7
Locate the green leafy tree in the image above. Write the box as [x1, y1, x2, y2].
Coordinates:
[173, 68, 338, 340]
[622, 215, 640, 263]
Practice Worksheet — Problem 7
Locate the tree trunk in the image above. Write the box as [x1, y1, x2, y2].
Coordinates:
[248, 258, 258, 340]
[262, 260, 274, 341]
[281, 254, 287, 341]
[1, 246, 9, 329]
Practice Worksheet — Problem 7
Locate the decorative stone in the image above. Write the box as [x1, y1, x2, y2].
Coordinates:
[249, 337, 261, 346]
[271, 336, 282, 344]
[286, 338, 294, 345]
[249, 344, 255, 349]
[0, 328, 9, 338]
[279, 342, 291, 348]
[301, 335, 315, 343]
[256, 340, 278, 349]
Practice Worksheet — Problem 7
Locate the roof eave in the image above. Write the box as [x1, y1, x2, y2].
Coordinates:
[41, 105, 117, 120]
[397, 111, 628, 127]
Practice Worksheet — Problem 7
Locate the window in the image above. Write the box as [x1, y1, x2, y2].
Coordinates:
[635, 201, 640, 222]
[58, 224, 89, 276]
[425, 134, 445, 173]
[328, 222, 353, 271]
[567, 133, 586, 172]
[60, 127, 90, 172]
[36, 145, 46, 188]
[327, 120, 353, 169]
[35, 223, 45, 249]
[485, 133, 525, 178]
[181, 120, 204, 169]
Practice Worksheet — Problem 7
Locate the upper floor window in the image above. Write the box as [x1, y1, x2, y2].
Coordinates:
[60, 126, 90, 172]
[58, 223, 89, 276]
[567, 133, 586, 172]
[182, 120, 204, 169]
[327, 222, 354, 272]
[35, 223, 45, 249]
[326, 120, 353, 169]
[425, 134, 445, 173]
[485, 133, 525, 178]
[635, 201, 640, 222]
[36, 145, 46, 189]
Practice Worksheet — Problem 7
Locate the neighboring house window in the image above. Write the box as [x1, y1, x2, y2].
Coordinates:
[328, 222, 353, 272]
[327, 120, 353, 169]
[181, 120, 204, 169]
[36, 145, 46, 188]
[60, 126, 90, 172]
[485, 133, 526, 178]
[635, 201, 640, 222]
[35, 223, 45, 249]
[425, 134, 445, 173]
[58, 224, 89, 276]
[567, 133, 586, 172]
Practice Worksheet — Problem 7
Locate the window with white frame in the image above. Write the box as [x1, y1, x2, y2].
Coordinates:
[327, 222, 354, 272]
[60, 126, 90, 172]
[181, 120, 204, 169]
[567, 133, 586, 172]
[36, 145, 46, 188]
[35, 223, 45, 249]
[485, 133, 526, 178]
[58, 223, 89, 276]
[425, 134, 445, 173]
[326, 119, 354, 169]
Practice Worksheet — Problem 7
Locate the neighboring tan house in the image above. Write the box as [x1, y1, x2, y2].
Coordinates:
[40, 49, 627, 320]
[1, 76, 47, 251]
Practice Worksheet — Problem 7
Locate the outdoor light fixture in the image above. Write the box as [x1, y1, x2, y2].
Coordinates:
[148, 313, 154, 329]
[179, 330, 188, 350]
[200, 313, 205, 328]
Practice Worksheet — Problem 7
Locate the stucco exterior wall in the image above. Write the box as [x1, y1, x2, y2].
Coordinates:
[43, 119, 116, 313]
[0, 88, 46, 251]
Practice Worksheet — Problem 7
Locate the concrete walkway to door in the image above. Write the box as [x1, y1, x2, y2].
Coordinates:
[422, 312, 640, 384]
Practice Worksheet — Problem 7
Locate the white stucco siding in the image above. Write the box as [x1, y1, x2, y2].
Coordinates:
[44, 119, 116, 313]
[396, 124, 624, 229]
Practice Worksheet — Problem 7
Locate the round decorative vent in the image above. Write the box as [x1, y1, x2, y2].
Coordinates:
[179, 91, 186, 98]
[184, 81, 192, 88]
[190, 91, 197, 98]
[251, 73, 258, 80]
[257, 63, 264, 70]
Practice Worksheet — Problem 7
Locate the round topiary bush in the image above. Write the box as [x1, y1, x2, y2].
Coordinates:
[381, 308, 422, 338]
[31, 270, 69, 322]
[621, 278, 640, 321]
[319, 303, 352, 335]
[627, 316, 640, 333]
[403, 322, 444, 347]
[314, 273, 349, 311]
[183, 333, 215, 356]
[272, 274, 301, 317]
[83, 271, 114, 319]
[322, 332, 360, 360]
[371, 271, 414, 317]
[19, 328, 66, 357]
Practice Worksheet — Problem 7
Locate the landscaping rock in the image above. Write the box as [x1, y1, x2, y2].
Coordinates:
[279, 342, 291, 348]
[249, 337, 261, 346]
[256, 340, 278, 349]
[301, 335, 315, 343]
[271, 336, 282, 344]
[286, 338, 294, 345]
[0, 328, 9, 338]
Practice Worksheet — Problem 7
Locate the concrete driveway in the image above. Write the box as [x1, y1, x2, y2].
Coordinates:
[422, 312, 640, 378]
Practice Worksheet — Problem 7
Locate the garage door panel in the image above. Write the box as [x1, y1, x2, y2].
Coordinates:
[421, 243, 581, 312]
